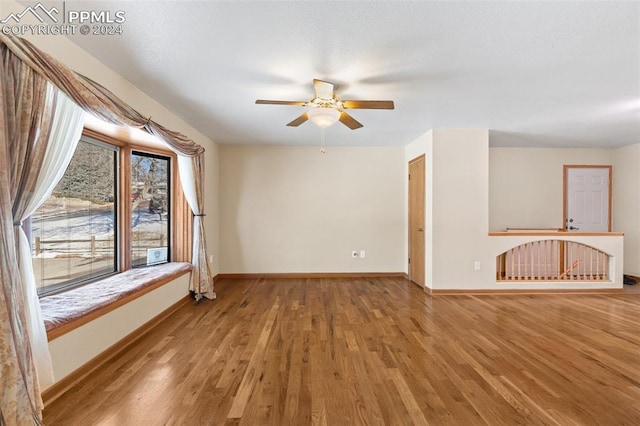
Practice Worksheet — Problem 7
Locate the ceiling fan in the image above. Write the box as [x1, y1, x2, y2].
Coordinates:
[255, 79, 394, 130]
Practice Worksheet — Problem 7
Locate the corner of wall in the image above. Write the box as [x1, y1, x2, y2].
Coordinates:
[612, 143, 640, 275]
[206, 143, 220, 276]
[431, 129, 489, 289]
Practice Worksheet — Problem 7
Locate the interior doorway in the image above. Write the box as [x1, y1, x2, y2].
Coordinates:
[408, 155, 425, 286]
[563, 165, 612, 232]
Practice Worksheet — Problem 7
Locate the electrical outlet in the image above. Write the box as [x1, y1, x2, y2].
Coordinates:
[352, 251, 359, 258]
[474, 261, 481, 271]
[360, 250, 366, 258]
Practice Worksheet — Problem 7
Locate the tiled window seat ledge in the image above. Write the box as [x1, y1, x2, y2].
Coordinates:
[41, 262, 192, 341]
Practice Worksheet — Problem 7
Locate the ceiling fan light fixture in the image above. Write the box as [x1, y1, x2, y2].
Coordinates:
[255, 79, 393, 129]
[307, 107, 340, 128]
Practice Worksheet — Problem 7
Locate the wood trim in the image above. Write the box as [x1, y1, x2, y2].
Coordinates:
[120, 145, 133, 271]
[84, 127, 177, 158]
[489, 231, 624, 236]
[609, 167, 613, 231]
[430, 288, 623, 296]
[505, 227, 564, 231]
[129, 148, 183, 264]
[563, 165, 567, 230]
[563, 165, 613, 232]
[80, 127, 191, 269]
[42, 294, 192, 408]
[216, 272, 407, 280]
[82, 127, 127, 147]
[170, 151, 178, 261]
[46, 264, 192, 341]
[408, 279, 424, 290]
[408, 153, 425, 165]
[172, 164, 193, 263]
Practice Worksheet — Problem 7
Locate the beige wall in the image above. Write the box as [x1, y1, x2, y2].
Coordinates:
[613, 143, 640, 276]
[489, 148, 613, 231]
[431, 129, 492, 289]
[219, 145, 405, 273]
[204, 143, 220, 273]
[47, 273, 189, 384]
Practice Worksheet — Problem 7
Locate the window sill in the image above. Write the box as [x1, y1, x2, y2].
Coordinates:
[41, 262, 192, 341]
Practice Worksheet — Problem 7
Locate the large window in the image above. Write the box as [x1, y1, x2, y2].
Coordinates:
[131, 152, 171, 267]
[32, 138, 118, 295]
[32, 130, 188, 297]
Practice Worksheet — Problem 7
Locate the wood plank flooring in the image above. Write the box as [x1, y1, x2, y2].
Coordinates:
[44, 277, 640, 425]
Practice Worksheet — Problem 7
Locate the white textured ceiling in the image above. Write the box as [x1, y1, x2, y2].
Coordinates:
[60, 1, 640, 147]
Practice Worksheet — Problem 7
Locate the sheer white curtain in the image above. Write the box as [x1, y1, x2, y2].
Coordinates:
[178, 154, 215, 300]
[17, 84, 85, 389]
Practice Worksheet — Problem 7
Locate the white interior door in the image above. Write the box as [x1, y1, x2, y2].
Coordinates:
[565, 167, 610, 232]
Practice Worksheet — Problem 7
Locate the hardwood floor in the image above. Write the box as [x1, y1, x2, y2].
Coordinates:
[44, 277, 640, 425]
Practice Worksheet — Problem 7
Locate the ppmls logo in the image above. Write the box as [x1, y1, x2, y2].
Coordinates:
[1, 2, 126, 36]
[0, 2, 59, 24]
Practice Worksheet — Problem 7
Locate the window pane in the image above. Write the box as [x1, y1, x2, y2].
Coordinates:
[131, 152, 170, 267]
[32, 139, 117, 295]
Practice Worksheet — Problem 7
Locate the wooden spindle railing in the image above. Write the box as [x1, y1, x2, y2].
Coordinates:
[496, 240, 609, 282]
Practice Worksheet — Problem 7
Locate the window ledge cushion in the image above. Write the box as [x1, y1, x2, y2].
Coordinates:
[41, 262, 192, 341]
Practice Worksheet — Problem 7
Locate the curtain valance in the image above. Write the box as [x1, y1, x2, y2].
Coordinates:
[0, 33, 204, 157]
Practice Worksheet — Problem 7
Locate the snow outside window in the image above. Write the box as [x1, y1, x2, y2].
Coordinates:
[131, 151, 171, 268]
[32, 138, 118, 296]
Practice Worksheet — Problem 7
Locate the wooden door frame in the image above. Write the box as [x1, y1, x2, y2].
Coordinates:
[562, 165, 612, 232]
[408, 154, 425, 285]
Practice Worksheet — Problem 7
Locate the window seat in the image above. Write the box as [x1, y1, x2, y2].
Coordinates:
[41, 262, 192, 341]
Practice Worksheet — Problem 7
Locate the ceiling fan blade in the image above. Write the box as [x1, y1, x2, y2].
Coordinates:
[339, 112, 363, 130]
[256, 100, 307, 106]
[342, 100, 395, 110]
[313, 79, 334, 100]
[286, 112, 309, 127]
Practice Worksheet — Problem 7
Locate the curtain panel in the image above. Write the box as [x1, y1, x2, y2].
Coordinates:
[17, 84, 86, 393]
[1, 44, 55, 425]
[178, 155, 215, 300]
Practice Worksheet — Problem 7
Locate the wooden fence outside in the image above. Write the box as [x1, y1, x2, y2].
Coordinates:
[34, 235, 167, 256]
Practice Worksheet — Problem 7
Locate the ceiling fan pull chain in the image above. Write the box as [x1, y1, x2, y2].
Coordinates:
[320, 127, 326, 154]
